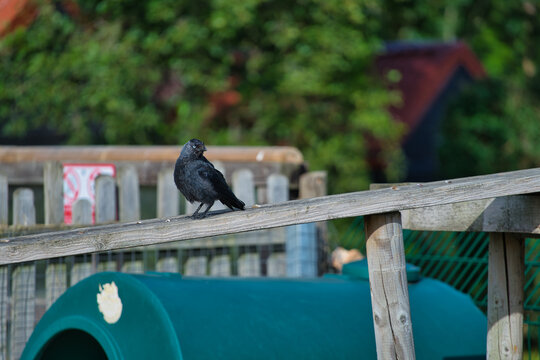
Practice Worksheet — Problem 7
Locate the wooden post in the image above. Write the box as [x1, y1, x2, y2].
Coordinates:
[95, 175, 117, 223]
[0, 174, 7, 227]
[117, 165, 140, 222]
[43, 162, 64, 225]
[267, 174, 289, 204]
[71, 199, 94, 285]
[299, 171, 327, 199]
[157, 168, 179, 218]
[365, 212, 415, 360]
[11, 189, 36, 360]
[487, 233, 524, 360]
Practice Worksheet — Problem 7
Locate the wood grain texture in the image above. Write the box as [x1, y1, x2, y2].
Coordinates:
[365, 212, 415, 360]
[117, 165, 140, 222]
[487, 233, 524, 360]
[1, 168, 540, 265]
[401, 195, 540, 234]
[0, 175, 7, 227]
[43, 162, 64, 225]
[95, 175, 117, 223]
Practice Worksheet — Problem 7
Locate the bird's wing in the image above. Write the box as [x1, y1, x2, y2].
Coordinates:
[197, 165, 245, 210]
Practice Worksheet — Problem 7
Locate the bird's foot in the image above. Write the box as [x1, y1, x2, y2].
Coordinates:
[191, 212, 207, 220]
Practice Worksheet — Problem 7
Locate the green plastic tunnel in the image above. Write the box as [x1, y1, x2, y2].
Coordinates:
[22, 260, 486, 360]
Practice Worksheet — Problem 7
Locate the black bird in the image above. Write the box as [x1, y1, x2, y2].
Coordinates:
[174, 139, 245, 219]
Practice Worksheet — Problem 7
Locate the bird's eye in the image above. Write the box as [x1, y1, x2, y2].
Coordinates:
[192, 145, 196, 149]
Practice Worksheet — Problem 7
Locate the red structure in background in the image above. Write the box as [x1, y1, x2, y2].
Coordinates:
[0, 0, 38, 37]
[376, 41, 486, 134]
[373, 42, 487, 181]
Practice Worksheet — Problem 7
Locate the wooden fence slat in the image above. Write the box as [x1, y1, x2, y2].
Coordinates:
[365, 212, 415, 360]
[299, 171, 327, 199]
[13, 188, 35, 226]
[70, 261, 93, 286]
[233, 169, 255, 207]
[0, 174, 7, 227]
[44, 162, 68, 311]
[267, 253, 287, 277]
[118, 165, 140, 222]
[0, 266, 7, 360]
[487, 233, 524, 360]
[184, 256, 208, 276]
[43, 162, 64, 225]
[72, 198, 92, 225]
[210, 255, 231, 277]
[267, 174, 289, 204]
[0, 175, 7, 360]
[238, 253, 261, 277]
[95, 175, 117, 224]
[11, 188, 36, 360]
[45, 262, 67, 309]
[157, 168, 179, 218]
[156, 256, 179, 273]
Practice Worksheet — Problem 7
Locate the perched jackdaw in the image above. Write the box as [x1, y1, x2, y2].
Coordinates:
[174, 139, 245, 218]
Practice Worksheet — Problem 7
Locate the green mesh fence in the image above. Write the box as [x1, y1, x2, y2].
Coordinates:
[340, 216, 540, 358]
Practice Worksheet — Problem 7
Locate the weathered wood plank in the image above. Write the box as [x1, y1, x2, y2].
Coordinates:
[0, 266, 7, 360]
[0, 146, 304, 186]
[401, 195, 540, 234]
[157, 168, 179, 218]
[267, 174, 289, 203]
[11, 191, 36, 360]
[117, 165, 140, 222]
[184, 256, 207, 276]
[43, 162, 64, 225]
[13, 189, 36, 226]
[238, 253, 260, 277]
[487, 233, 524, 360]
[95, 175, 117, 223]
[232, 169, 255, 206]
[0, 175, 7, 227]
[45, 262, 67, 309]
[365, 212, 415, 360]
[299, 171, 327, 199]
[210, 255, 231, 276]
[72, 198, 92, 225]
[1, 168, 540, 265]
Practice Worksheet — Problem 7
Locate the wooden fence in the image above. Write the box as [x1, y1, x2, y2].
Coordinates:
[1, 164, 540, 359]
[0, 146, 327, 360]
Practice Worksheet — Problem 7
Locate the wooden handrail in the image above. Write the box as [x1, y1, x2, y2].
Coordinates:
[1, 167, 539, 265]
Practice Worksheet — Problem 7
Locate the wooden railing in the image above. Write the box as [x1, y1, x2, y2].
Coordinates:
[1, 167, 540, 359]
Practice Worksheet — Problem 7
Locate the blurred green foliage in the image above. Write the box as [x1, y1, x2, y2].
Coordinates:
[0, 0, 538, 193]
[0, 0, 403, 194]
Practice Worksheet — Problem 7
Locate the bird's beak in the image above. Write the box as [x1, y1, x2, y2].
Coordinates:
[203, 145, 207, 152]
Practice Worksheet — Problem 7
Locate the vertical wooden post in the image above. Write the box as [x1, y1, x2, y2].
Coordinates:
[117, 165, 140, 222]
[487, 233, 524, 360]
[157, 168, 179, 218]
[44, 162, 64, 225]
[365, 212, 415, 360]
[0, 174, 7, 226]
[267, 174, 289, 204]
[11, 189, 36, 360]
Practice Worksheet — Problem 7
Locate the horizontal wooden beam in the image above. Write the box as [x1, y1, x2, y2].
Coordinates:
[0, 146, 304, 164]
[0, 146, 304, 185]
[1, 168, 539, 265]
[371, 184, 540, 235]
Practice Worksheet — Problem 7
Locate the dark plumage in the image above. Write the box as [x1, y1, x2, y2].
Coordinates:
[174, 139, 245, 218]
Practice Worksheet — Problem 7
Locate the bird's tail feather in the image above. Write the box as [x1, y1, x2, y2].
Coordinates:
[220, 190, 245, 210]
